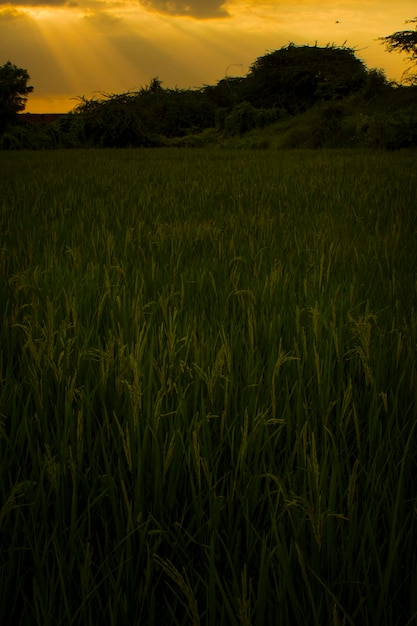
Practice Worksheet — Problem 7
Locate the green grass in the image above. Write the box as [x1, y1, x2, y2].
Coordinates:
[1, 148, 417, 625]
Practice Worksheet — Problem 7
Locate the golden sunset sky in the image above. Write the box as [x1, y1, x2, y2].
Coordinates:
[0, 0, 415, 112]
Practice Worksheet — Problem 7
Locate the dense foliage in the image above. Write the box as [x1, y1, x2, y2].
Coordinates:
[1, 41, 417, 149]
[70, 80, 218, 148]
[0, 61, 33, 133]
[243, 44, 368, 111]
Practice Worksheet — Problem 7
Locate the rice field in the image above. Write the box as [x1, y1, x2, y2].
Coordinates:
[1, 147, 417, 625]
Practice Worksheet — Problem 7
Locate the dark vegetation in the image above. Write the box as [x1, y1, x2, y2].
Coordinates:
[1, 25, 417, 150]
[0, 61, 33, 134]
[1, 147, 417, 625]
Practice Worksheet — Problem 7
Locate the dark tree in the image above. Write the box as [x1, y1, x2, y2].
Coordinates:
[380, 18, 417, 83]
[204, 76, 246, 109]
[243, 43, 367, 112]
[0, 61, 34, 132]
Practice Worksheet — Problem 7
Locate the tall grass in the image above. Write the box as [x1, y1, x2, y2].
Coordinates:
[1, 148, 417, 625]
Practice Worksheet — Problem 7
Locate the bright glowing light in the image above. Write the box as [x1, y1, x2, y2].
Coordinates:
[0, 0, 415, 112]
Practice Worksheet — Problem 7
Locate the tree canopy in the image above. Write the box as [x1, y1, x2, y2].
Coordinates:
[243, 44, 368, 111]
[380, 18, 417, 83]
[0, 61, 33, 132]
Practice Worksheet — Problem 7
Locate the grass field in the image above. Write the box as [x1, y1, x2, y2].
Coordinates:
[1, 148, 417, 625]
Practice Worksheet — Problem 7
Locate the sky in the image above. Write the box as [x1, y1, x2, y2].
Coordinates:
[0, 0, 416, 112]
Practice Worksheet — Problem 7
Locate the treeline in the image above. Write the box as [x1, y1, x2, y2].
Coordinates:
[2, 43, 417, 149]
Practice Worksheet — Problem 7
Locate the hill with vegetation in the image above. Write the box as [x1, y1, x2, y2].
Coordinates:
[2, 43, 417, 150]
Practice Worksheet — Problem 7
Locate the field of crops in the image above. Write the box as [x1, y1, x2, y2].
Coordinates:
[1, 148, 417, 625]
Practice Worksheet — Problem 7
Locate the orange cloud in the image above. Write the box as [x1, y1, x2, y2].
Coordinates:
[139, 0, 229, 19]
[2, 0, 415, 113]
[0, 0, 68, 5]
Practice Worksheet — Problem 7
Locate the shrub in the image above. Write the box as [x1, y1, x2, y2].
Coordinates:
[223, 102, 287, 135]
[0, 121, 54, 149]
[355, 107, 417, 149]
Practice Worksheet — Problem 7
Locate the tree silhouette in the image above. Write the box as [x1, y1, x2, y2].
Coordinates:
[380, 18, 417, 83]
[243, 44, 367, 112]
[0, 61, 33, 132]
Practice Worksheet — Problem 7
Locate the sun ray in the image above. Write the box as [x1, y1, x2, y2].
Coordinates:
[21, 7, 157, 104]
[2, 0, 415, 112]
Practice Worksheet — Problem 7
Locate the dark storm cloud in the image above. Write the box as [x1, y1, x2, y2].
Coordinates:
[139, 0, 229, 19]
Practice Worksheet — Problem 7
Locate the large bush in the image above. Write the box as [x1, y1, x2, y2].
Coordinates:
[221, 102, 287, 135]
[74, 94, 161, 148]
[72, 84, 217, 147]
[355, 107, 417, 149]
[244, 43, 368, 112]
